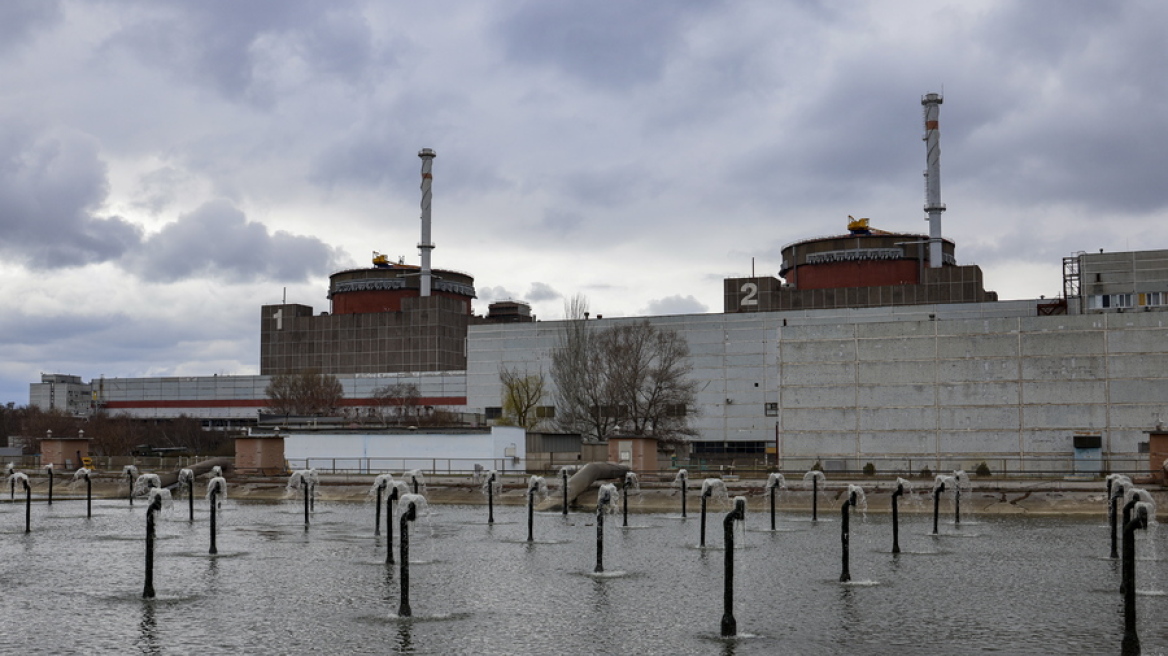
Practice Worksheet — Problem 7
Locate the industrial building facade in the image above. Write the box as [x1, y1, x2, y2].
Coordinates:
[467, 291, 1168, 473]
[29, 248, 1168, 472]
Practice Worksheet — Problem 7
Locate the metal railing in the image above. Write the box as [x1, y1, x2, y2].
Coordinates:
[287, 457, 525, 477]
[668, 452, 1157, 481]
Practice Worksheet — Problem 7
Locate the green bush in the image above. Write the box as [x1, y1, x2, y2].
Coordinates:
[863, 462, 876, 476]
[811, 460, 822, 472]
[975, 461, 992, 477]
[919, 466, 933, 479]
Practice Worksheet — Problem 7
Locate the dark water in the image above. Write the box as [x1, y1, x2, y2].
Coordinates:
[1, 497, 1164, 655]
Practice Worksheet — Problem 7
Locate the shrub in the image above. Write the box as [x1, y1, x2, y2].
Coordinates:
[811, 460, 822, 472]
[919, 466, 933, 479]
[862, 462, 876, 476]
[975, 461, 992, 477]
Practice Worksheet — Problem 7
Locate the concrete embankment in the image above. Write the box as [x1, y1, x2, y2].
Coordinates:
[25, 472, 1166, 518]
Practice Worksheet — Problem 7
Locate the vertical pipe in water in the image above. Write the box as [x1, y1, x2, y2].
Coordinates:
[840, 491, 856, 582]
[398, 501, 417, 617]
[1121, 505, 1148, 655]
[86, 472, 92, 519]
[527, 485, 535, 543]
[143, 494, 162, 599]
[892, 483, 903, 554]
[769, 484, 776, 531]
[375, 485, 383, 537]
[932, 482, 945, 535]
[209, 486, 218, 555]
[1110, 484, 1123, 559]
[386, 487, 398, 565]
[595, 500, 605, 573]
[487, 473, 495, 524]
[622, 477, 629, 528]
[812, 476, 819, 522]
[47, 467, 53, 506]
[700, 491, 709, 547]
[562, 469, 569, 517]
[720, 498, 746, 637]
[187, 477, 194, 523]
[302, 480, 310, 530]
[23, 479, 32, 533]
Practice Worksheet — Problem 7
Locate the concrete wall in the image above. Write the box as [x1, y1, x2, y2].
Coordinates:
[468, 303, 1168, 469]
[282, 426, 526, 473]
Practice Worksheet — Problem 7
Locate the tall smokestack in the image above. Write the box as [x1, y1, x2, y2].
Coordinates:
[921, 93, 945, 269]
[418, 148, 436, 296]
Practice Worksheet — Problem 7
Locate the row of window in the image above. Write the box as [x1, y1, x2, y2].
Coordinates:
[1089, 292, 1167, 309]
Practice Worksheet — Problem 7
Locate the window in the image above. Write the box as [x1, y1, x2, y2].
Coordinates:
[1113, 293, 1134, 308]
[664, 403, 687, 417]
[1145, 292, 1164, 306]
[764, 402, 779, 417]
[485, 407, 502, 419]
[535, 406, 556, 419]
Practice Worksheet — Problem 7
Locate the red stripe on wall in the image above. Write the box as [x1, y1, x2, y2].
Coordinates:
[104, 397, 468, 409]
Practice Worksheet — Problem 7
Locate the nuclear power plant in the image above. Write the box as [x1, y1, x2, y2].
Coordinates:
[29, 94, 1168, 473]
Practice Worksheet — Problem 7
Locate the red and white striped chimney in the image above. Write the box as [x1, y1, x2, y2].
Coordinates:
[922, 93, 945, 269]
[418, 148, 436, 296]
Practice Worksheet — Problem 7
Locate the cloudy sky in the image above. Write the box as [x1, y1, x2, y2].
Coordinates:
[2, 0, 1166, 405]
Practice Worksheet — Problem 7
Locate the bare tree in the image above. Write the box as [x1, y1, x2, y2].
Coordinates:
[499, 366, 546, 430]
[371, 382, 421, 425]
[599, 322, 698, 442]
[551, 307, 698, 443]
[265, 370, 344, 416]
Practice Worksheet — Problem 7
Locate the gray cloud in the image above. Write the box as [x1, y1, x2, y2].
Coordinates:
[494, 0, 712, 91]
[526, 282, 560, 303]
[103, 0, 375, 104]
[642, 295, 709, 316]
[0, 128, 142, 268]
[477, 285, 521, 304]
[127, 200, 342, 283]
[0, 1, 62, 55]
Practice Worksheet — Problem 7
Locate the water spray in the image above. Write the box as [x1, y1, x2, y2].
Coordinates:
[803, 470, 826, 522]
[932, 476, 947, 535]
[12, 472, 31, 533]
[207, 476, 226, 555]
[622, 472, 638, 528]
[675, 469, 688, 518]
[372, 474, 392, 536]
[397, 494, 427, 618]
[178, 468, 195, 522]
[595, 483, 618, 573]
[526, 476, 547, 543]
[386, 481, 407, 565]
[766, 473, 785, 530]
[124, 465, 138, 506]
[892, 478, 909, 554]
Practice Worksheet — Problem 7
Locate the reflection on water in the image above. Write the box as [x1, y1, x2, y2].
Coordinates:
[136, 601, 160, 655]
[396, 620, 414, 654]
[0, 499, 1165, 655]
